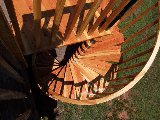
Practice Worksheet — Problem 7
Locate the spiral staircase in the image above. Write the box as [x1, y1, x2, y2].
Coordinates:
[0, 1, 160, 118]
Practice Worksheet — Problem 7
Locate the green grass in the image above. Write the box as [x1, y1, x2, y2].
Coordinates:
[42, 0, 160, 119]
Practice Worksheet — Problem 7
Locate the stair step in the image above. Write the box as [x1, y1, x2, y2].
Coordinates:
[48, 66, 64, 94]
[63, 63, 74, 98]
[71, 56, 99, 82]
[78, 59, 112, 75]
[69, 60, 86, 99]
[53, 66, 66, 95]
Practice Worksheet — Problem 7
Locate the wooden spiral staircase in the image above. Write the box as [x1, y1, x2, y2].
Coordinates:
[0, 0, 160, 117]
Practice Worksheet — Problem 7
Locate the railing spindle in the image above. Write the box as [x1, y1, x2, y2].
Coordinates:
[65, 0, 86, 40]
[51, 0, 66, 43]
[121, 47, 154, 63]
[115, 61, 147, 72]
[99, 0, 130, 33]
[118, 20, 158, 46]
[122, 32, 157, 53]
[121, 3, 158, 32]
[108, 74, 138, 82]
[0, 56, 24, 84]
[119, 0, 144, 23]
[88, 0, 117, 35]
[76, 0, 103, 37]
[33, 0, 42, 49]
[4, 0, 24, 51]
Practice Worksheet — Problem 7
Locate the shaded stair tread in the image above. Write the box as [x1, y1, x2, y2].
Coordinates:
[62, 63, 74, 98]
[48, 66, 66, 95]
[69, 60, 86, 99]
[37, 66, 53, 78]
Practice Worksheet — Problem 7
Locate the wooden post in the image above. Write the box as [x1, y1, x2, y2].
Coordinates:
[33, 0, 42, 49]
[76, 0, 103, 37]
[99, 0, 130, 33]
[51, 0, 66, 43]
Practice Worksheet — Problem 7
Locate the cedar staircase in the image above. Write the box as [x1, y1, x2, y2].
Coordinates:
[0, 0, 160, 110]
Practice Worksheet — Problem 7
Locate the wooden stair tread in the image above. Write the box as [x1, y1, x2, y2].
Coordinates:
[63, 63, 73, 98]
[78, 59, 112, 73]
[69, 60, 84, 84]
[71, 56, 99, 82]
[76, 59, 108, 76]
[79, 52, 121, 63]
[48, 66, 66, 95]
[69, 60, 86, 99]
[78, 49, 121, 58]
